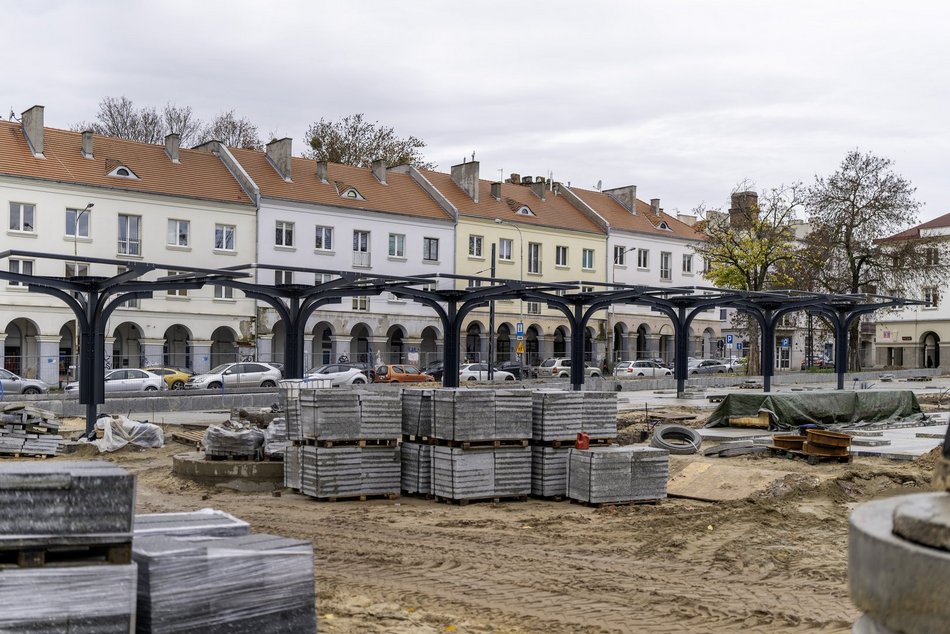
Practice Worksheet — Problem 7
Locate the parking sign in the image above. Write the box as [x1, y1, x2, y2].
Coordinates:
[726, 335, 733, 345]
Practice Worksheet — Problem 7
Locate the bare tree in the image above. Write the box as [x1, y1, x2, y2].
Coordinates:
[74, 96, 205, 146]
[803, 150, 950, 369]
[303, 113, 435, 169]
[203, 110, 263, 150]
[162, 104, 203, 146]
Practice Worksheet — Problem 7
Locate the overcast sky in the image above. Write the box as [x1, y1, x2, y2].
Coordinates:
[5, 1, 949, 222]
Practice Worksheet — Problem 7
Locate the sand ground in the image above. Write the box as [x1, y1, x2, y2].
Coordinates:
[48, 414, 936, 634]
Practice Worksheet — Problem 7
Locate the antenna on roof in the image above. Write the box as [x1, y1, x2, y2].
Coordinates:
[472, 151, 476, 162]
[594, 179, 602, 191]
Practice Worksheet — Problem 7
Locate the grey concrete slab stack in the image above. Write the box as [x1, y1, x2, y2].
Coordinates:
[431, 446, 531, 500]
[299, 390, 361, 441]
[284, 443, 302, 491]
[358, 392, 401, 440]
[360, 446, 402, 495]
[582, 392, 619, 439]
[401, 389, 434, 438]
[567, 446, 669, 505]
[300, 445, 400, 499]
[433, 389, 496, 441]
[132, 533, 316, 633]
[401, 442, 432, 495]
[531, 445, 572, 497]
[531, 390, 585, 441]
[278, 379, 305, 441]
[203, 426, 264, 459]
[493, 446, 532, 496]
[0, 461, 137, 632]
[134, 510, 251, 538]
[494, 389, 533, 440]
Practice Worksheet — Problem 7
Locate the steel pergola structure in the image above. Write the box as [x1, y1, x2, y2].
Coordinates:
[0, 250, 921, 435]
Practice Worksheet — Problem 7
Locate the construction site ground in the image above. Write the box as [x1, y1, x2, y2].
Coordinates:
[47, 409, 937, 634]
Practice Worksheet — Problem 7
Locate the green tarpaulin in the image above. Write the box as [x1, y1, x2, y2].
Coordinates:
[704, 390, 924, 430]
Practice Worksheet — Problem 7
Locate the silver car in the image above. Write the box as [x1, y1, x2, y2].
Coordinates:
[0, 368, 50, 394]
[614, 360, 672, 378]
[185, 362, 282, 389]
[65, 368, 165, 393]
[688, 359, 728, 375]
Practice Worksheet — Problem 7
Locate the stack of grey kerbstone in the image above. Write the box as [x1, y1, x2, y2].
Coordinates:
[0, 461, 138, 632]
[133, 530, 315, 633]
[530, 391, 619, 497]
[401, 389, 433, 495]
[0, 407, 65, 457]
[286, 387, 401, 499]
[426, 388, 532, 501]
[134, 509, 251, 538]
[567, 445, 669, 505]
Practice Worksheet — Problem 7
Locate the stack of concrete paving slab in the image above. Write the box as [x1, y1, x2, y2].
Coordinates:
[431, 446, 532, 500]
[401, 442, 432, 495]
[0, 461, 138, 631]
[432, 388, 533, 442]
[285, 443, 302, 491]
[0, 406, 65, 457]
[530, 391, 619, 497]
[203, 424, 265, 459]
[300, 445, 401, 499]
[567, 446, 669, 505]
[134, 509, 251, 538]
[402, 389, 434, 438]
[132, 533, 316, 633]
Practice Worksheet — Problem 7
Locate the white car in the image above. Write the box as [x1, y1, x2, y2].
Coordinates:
[65, 368, 165, 393]
[614, 360, 672, 378]
[185, 362, 282, 389]
[458, 363, 515, 382]
[305, 364, 369, 386]
[537, 358, 603, 379]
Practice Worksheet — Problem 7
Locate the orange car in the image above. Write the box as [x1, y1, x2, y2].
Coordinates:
[374, 364, 435, 383]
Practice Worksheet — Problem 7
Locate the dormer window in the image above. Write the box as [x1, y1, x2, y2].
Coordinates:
[516, 206, 535, 217]
[658, 221, 671, 230]
[108, 165, 139, 180]
[341, 188, 364, 201]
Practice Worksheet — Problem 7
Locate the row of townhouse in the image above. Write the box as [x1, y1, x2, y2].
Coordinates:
[0, 105, 722, 385]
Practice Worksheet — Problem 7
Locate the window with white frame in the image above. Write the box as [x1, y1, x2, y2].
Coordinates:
[389, 233, 405, 257]
[214, 285, 233, 299]
[469, 235, 483, 257]
[275, 270, 294, 285]
[682, 254, 693, 274]
[582, 285, 594, 293]
[166, 270, 188, 297]
[118, 214, 141, 256]
[423, 237, 439, 262]
[66, 262, 89, 278]
[703, 257, 712, 273]
[499, 238, 513, 261]
[314, 225, 333, 251]
[527, 302, 541, 315]
[582, 248, 594, 270]
[528, 243, 542, 274]
[167, 219, 189, 247]
[9, 202, 35, 233]
[555, 245, 568, 267]
[614, 245, 628, 265]
[637, 248, 649, 269]
[8, 259, 32, 286]
[66, 208, 90, 238]
[215, 224, 235, 251]
[660, 251, 672, 280]
[275, 221, 294, 247]
[117, 266, 140, 307]
[925, 287, 940, 308]
[352, 296, 369, 311]
[926, 247, 939, 266]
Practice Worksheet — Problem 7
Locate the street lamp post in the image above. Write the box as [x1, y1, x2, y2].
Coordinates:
[71, 203, 94, 382]
[608, 245, 638, 369]
[495, 218, 525, 371]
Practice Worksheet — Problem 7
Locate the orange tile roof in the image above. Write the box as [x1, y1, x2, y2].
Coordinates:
[0, 121, 253, 206]
[420, 169, 603, 234]
[229, 149, 454, 222]
[571, 187, 703, 241]
[878, 210, 950, 242]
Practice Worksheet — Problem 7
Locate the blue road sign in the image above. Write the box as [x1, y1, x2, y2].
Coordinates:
[516, 322, 524, 338]
[736, 342, 743, 350]
[726, 335, 734, 345]
[781, 337, 790, 347]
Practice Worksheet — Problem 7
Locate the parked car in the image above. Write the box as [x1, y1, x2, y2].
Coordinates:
[0, 368, 50, 394]
[423, 362, 444, 382]
[458, 363, 516, 381]
[305, 364, 369, 386]
[537, 358, 602, 379]
[688, 359, 728, 375]
[496, 360, 535, 379]
[613, 360, 672, 378]
[374, 364, 435, 383]
[345, 362, 376, 382]
[145, 366, 192, 390]
[269, 362, 285, 378]
[800, 356, 832, 370]
[65, 368, 165, 393]
[184, 362, 282, 389]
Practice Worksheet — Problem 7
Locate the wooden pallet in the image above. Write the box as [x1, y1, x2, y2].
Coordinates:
[171, 430, 205, 446]
[434, 438, 529, 449]
[311, 492, 399, 503]
[906, 376, 933, 382]
[0, 452, 51, 459]
[531, 438, 614, 449]
[0, 541, 132, 568]
[569, 497, 663, 508]
[300, 438, 400, 448]
[434, 494, 529, 506]
[767, 446, 852, 464]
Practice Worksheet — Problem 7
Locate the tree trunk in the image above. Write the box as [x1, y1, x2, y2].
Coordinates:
[848, 319, 862, 372]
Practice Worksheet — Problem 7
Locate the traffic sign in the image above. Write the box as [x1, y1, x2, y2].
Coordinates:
[516, 322, 524, 338]
[516, 340, 525, 354]
[726, 335, 733, 345]
[781, 337, 790, 348]
[736, 342, 743, 350]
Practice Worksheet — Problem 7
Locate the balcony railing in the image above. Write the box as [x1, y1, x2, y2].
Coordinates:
[352, 251, 371, 268]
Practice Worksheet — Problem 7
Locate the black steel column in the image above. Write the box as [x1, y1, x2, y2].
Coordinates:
[443, 301, 460, 388]
[834, 316, 848, 390]
[673, 307, 690, 397]
[760, 309, 776, 393]
[488, 244, 496, 380]
[570, 302, 586, 390]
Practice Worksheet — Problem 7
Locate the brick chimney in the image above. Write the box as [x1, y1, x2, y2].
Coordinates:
[729, 191, 759, 229]
[164, 133, 181, 164]
[529, 178, 546, 201]
[650, 198, 661, 216]
[490, 182, 502, 200]
[604, 185, 637, 214]
[265, 137, 293, 181]
[316, 160, 328, 183]
[81, 130, 94, 159]
[450, 160, 479, 202]
[371, 158, 387, 185]
[508, 173, 520, 184]
[21, 105, 45, 157]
